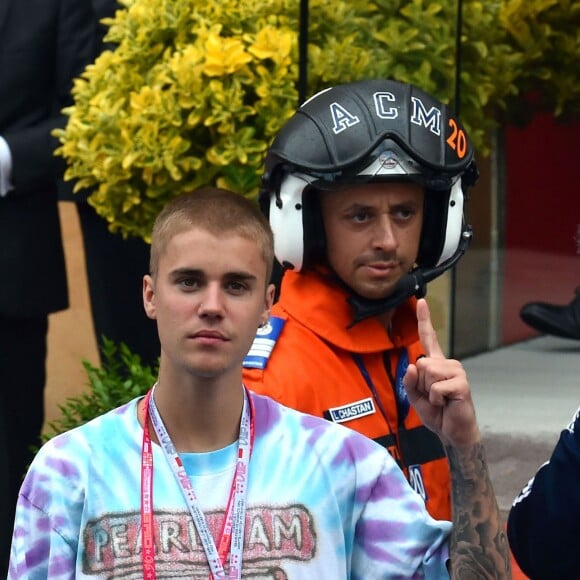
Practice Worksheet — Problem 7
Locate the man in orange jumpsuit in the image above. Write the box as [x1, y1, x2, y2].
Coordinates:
[243, 79, 479, 521]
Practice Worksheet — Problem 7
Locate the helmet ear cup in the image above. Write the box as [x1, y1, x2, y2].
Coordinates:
[267, 174, 316, 271]
[264, 173, 328, 272]
[437, 179, 465, 265]
[417, 181, 466, 269]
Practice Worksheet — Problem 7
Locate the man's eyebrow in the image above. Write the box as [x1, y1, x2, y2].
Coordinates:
[168, 268, 204, 278]
[168, 268, 258, 282]
[223, 271, 258, 282]
[345, 202, 373, 211]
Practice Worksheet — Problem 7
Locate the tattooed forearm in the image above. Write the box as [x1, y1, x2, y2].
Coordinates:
[446, 442, 512, 579]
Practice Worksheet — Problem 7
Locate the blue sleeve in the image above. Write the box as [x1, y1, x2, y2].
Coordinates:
[507, 406, 580, 579]
[8, 436, 83, 580]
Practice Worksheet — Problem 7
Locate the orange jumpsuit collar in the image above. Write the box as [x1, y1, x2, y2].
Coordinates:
[277, 269, 420, 353]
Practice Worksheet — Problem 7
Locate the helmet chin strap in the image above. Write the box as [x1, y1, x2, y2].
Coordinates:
[346, 228, 472, 327]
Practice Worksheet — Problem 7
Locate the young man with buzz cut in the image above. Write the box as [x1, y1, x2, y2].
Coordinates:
[10, 187, 510, 578]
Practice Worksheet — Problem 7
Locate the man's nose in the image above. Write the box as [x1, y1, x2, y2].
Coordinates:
[198, 284, 225, 317]
[371, 216, 397, 250]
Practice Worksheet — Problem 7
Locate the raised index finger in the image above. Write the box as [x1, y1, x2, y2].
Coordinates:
[416, 298, 445, 359]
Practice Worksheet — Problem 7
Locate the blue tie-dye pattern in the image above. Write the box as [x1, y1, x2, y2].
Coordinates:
[9, 393, 451, 578]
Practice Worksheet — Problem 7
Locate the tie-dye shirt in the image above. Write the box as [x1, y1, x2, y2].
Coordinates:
[9, 391, 450, 579]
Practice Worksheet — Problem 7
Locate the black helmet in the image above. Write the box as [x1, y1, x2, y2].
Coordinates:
[261, 79, 478, 319]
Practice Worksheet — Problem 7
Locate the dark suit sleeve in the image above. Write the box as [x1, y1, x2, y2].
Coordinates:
[4, 0, 96, 194]
[507, 406, 580, 580]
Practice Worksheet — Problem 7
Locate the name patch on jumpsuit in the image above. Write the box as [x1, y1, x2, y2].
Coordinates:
[326, 398, 376, 424]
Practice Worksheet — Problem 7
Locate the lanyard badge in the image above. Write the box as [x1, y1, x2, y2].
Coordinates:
[140, 385, 254, 579]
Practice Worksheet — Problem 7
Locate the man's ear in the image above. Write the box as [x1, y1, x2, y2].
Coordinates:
[143, 275, 157, 320]
[261, 283, 276, 326]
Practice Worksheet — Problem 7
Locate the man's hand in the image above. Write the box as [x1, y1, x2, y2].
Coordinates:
[403, 298, 480, 448]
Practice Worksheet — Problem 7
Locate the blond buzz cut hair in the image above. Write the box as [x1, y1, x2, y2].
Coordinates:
[149, 187, 275, 285]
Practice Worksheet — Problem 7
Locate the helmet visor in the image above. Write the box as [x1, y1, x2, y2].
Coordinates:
[302, 141, 458, 192]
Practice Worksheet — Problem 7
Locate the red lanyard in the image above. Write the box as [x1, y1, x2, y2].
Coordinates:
[140, 385, 254, 579]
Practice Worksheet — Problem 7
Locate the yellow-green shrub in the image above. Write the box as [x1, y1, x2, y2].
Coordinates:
[55, 0, 579, 240]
